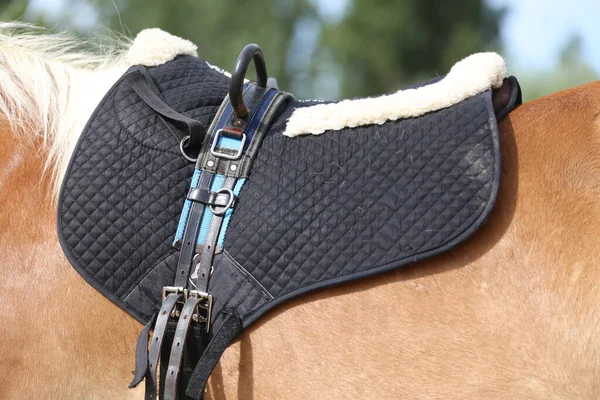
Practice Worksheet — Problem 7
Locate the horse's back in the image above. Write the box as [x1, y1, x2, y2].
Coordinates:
[208, 82, 600, 399]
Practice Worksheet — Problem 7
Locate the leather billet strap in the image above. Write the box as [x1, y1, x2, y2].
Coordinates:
[174, 172, 213, 288]
[162, 179, 235, 400]
[163, 295, 205, 399]
[191, 176, 236, 295]
[146, 292, 184, 400]
[132, 79, 291, 400]
[162, 86, 279, 400]
[129, 312, 158, 388]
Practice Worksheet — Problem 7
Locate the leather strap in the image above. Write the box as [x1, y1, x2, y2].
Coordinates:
[163, 296, 205, 400]
[495, 76, 522, 122]
[129, 311, 158, 388]
[174, 173, 213, 288]
[163, 176, 236, 399]
[192, 176, 237, 293]
[185, 309, 243, 399]
[145, 293, 184, 400]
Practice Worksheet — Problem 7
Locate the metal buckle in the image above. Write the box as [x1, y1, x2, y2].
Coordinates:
[210, 129, 246, 160]
[189, 290, 213, 332]
[161, 286, 188, 302]
[161, 287, 213, 331]
[161, 286, 188, 318]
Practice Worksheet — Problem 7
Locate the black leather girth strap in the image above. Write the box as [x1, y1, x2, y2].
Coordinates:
[163, 296, 204, 399]
[163, 177, 236, 400]
[174, 172, 213, 288]
[193, 176, 237, 294]
[129, 312, 158, 388]
[185, 309, 243, 400]
[145, 292, 184, 400]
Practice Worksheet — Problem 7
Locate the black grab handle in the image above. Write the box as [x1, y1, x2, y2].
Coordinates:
[229, 44, 268, 120]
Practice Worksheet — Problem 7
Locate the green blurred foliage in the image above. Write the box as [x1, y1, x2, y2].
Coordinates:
[94, 0, 320, 97]
[4, 0, 599, 102]
[320, 0, 505, 97]
[19, 0, 506, 99]
[0, 0, 27, 20]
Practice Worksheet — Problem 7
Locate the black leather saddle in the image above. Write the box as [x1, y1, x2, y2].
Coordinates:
[58, 44, 521, 399]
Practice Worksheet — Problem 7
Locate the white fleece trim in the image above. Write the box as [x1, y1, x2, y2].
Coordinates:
[283, 52, 506, 137]
[127, 28, 198, 67]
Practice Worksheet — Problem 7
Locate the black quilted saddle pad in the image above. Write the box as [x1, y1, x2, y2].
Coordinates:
[58, 55, 500, 328]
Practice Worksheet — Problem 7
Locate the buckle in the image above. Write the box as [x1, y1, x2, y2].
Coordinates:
[189, 290, 213, 332]
[161, 286, 188, 318]
[210, 129, 246, 160]
[161, 287, 213, 332]
[161, 286, 188, 302]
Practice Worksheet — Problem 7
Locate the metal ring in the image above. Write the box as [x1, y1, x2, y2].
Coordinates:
[179, 136, 198, 162]
[229, 44, 268, 120]
[209, 188, 235, 216]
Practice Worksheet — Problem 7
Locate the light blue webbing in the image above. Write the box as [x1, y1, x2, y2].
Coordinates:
[173, 168, 201, 244]
[173, 88, 276, 248]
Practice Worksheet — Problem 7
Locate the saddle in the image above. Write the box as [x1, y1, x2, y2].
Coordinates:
[57, 33, 521, 399]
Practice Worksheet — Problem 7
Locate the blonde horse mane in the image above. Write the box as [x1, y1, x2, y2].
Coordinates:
[0, 22, 130, 196]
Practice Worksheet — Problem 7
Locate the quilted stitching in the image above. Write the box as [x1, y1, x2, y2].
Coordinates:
[224, 94, 496, 297]
[59, 56, 229, 298]
[59, 53, 499, 323]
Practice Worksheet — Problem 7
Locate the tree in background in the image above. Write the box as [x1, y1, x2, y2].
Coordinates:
[93, 0, 319, 97]
[0, 0, 27, 21]
[5, 0, 599, 101]
[319, 0, 505, 98]
[18, 0, 505, 100]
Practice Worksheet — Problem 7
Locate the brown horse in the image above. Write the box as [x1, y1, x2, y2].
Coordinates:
[1, 24, 599, 399]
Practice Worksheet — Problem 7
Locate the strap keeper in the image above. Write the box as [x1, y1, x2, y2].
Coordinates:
[187, 188, 210, 203]
[187, 188, 237, 211]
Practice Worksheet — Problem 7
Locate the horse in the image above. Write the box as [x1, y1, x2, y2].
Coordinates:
[1, 23, 599, 399]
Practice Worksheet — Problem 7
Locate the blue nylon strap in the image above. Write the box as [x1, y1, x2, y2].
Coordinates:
[173, 88, 278, 247]
[217, 178, 245, 248]
[174, 169, 201, 244]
